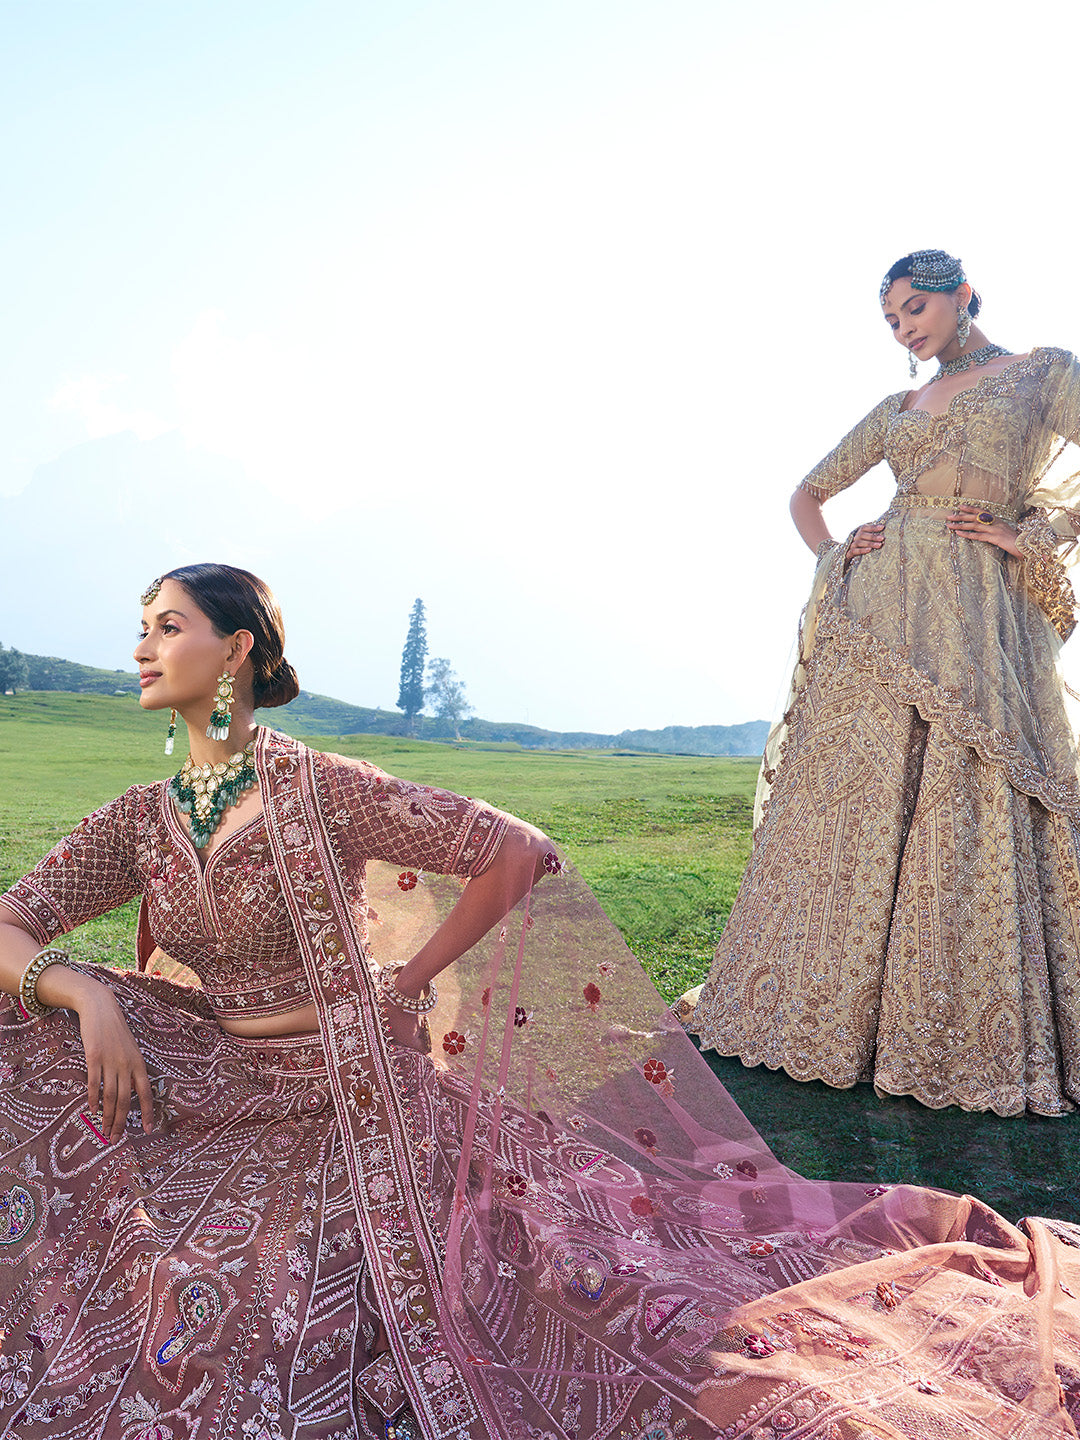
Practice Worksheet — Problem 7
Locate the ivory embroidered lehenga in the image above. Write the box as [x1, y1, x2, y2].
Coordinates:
[691, 347, 1080, 1117]
[4, 727, 1080, 1438]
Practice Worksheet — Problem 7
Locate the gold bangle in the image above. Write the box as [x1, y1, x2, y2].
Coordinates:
[18, 948, 69, 1018]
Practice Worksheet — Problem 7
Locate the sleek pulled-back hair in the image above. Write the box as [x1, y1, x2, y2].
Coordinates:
[163, 563, 300, 709]
[882, 251, 982, 317]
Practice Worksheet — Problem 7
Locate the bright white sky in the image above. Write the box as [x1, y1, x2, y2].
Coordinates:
[5, 0, 1080, 734]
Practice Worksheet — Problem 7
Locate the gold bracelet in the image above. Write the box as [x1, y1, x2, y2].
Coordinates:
[18, 948, 70, 1018]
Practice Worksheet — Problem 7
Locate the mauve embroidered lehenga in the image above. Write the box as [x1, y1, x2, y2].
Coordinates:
[691, 347, 1080, 1117]
[4, 726, 1080, 1438]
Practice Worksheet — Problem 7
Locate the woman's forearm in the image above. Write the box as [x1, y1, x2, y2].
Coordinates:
[394, 824, 552, 996]
[0, 913, 102, 1011]
[790, 487, 832, 552]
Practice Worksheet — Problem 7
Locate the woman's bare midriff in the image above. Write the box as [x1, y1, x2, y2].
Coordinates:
[217, 1002, 320, 1038]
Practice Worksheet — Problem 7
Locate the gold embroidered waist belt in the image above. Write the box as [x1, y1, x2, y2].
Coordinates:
[888, 494, 1019, 522]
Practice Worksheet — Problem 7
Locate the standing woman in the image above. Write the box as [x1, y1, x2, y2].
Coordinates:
[691, 250, 1080, 1116]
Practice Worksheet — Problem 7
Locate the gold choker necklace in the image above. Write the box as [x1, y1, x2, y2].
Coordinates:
[168, 741, 257, 848]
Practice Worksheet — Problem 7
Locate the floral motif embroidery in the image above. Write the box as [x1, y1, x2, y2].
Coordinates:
[367, 1174, 395, 1204]
[741, 1333, 776, 1358]
[583, 983, 602, 1011]
[285, 1247, 310, 1280]
[0, 1350, 32, 1406]
[442, 1031, 467, 1056]
[397, 871, 419, 892]
[26, 1302, 70, 1351]
[270, 1290, 299, 1350]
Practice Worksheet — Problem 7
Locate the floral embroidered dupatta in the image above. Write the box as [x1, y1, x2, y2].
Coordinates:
[258, 730, 498, 1438]
[259, 729, 1080, 1439]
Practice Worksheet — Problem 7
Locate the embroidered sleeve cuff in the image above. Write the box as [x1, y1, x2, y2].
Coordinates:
[449, 805, 511, 878]
[815, 539, 841, 562]
[0, 880, 67, 948]
[1015, 508, 1061, 560]
[798, 476, 832, 502]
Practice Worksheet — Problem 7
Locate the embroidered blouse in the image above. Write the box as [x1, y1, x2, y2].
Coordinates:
[0, 736, 508, 1021]
[797, 347, 1080, 640]
[799, 348, 1080, 528]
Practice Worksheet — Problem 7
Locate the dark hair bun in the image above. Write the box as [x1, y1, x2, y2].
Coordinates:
[256, 658, 300, 710]
[161, 563, 301, 711]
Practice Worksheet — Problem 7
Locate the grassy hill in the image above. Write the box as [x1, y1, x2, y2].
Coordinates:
[8, 651, 769, 756]
[0, 689, 756, 1008]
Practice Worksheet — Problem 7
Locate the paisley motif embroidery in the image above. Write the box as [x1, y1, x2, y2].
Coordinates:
[156, 1280, 224, 1364]
[550, 1243, 610, 1303]
[0, 1181, 36, 1246]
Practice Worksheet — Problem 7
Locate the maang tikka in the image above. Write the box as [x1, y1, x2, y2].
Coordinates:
[207, 672, 234, 742]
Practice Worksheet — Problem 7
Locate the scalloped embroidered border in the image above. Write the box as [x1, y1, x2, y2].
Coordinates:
[811, 595, 1080, 823]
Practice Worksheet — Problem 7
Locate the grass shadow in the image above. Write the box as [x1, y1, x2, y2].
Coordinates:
[696, 1043, 1080, 1224]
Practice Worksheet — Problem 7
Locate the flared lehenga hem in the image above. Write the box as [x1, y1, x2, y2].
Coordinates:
[690, 597, 1080, 1116]
[696, 1042, 1076, 1118]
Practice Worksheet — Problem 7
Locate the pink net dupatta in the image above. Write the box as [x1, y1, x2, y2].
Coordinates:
[261, 728, 1080, 1437]
[363, 858, 1080, 1437]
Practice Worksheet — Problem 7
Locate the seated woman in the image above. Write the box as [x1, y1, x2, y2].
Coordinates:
[3, 562, 1080, 1439]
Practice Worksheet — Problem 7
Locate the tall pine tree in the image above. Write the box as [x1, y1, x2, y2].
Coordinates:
[396, 599, 427, 734]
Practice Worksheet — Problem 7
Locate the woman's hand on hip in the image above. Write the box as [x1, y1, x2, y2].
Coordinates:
[846, 522, 885, 561]
[946, 506, 1021, 557]
[75, 984, 155, 1142]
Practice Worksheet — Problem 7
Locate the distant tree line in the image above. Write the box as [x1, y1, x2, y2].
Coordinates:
[2, 634, 771, 755]
[0, 642, 28, 694]
[6, 651, 139, 695]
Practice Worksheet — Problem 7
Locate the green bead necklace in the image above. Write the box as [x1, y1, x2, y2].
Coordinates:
[168, 740, 257, 849]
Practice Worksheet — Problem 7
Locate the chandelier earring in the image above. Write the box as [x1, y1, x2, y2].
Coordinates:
[164, 709, 177, 756]
[957, 305, 972, 347]
[207, 672, 234, 742]
[909, 349, 918, 381]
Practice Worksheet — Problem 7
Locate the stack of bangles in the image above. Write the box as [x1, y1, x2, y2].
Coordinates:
[17, 948, 70, 1018]
[378, 963, 438, 1015]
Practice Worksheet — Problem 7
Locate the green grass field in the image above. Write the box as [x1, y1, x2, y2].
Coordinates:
[0, 693, 756, 994]
[2, 692, 1078, 1223]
